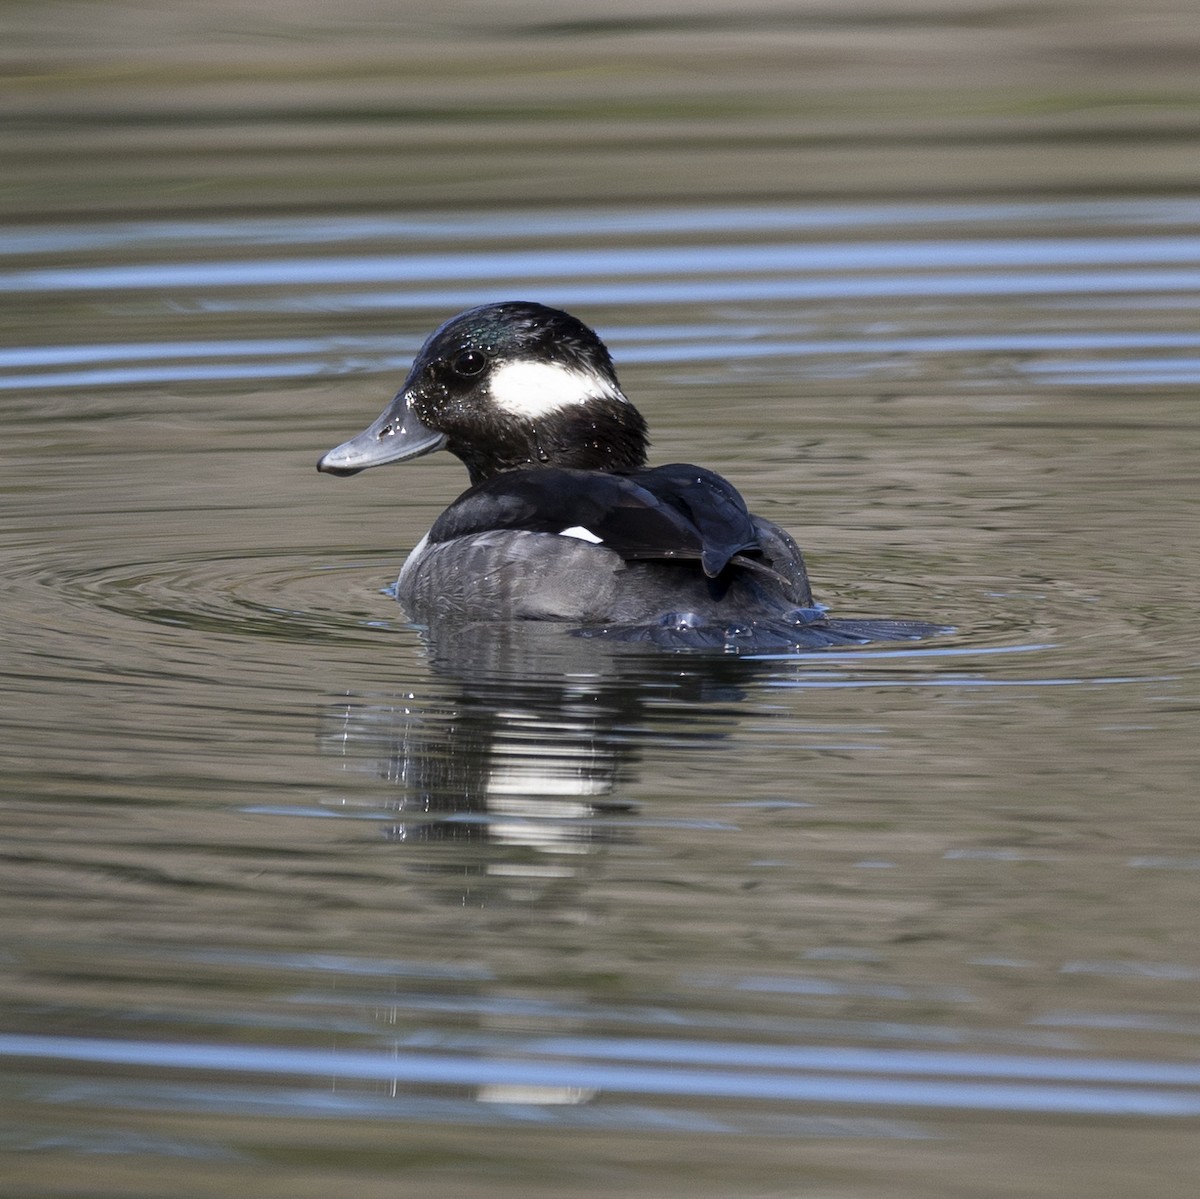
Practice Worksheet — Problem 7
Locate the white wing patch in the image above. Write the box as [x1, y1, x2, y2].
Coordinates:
[559, 525, 603, 544]
[488, 360, 624, 419]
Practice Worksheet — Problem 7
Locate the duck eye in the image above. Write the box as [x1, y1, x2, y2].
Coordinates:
[452, 350, 487, 377]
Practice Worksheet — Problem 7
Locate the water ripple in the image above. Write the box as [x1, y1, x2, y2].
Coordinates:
[4, 1033, 1200, 1117]
[4, 199, 1198, 256]
[15, 549, 401, 645]
[5, 237, 1200, 292]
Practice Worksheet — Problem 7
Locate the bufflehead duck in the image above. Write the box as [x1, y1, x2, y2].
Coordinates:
[318, 302, 943, 651]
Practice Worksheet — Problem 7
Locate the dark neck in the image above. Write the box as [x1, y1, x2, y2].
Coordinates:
[450, 398, 650, 485]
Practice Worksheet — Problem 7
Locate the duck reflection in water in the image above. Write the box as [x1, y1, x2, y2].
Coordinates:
[319, 623, 769, 906]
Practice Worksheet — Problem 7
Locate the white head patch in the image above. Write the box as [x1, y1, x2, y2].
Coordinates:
[487, 360, 624, 419]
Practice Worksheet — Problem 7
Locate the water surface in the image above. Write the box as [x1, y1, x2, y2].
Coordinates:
[3, 5, 1200, 1197]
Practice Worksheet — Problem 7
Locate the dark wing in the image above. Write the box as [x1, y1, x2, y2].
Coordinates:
[635, 464, 761, 576]
[749, 515, 815, 607]
[427, 465, 761, 577]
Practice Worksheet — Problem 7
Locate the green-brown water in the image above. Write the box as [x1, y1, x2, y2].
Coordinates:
[3, 3, 1200, 1196]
